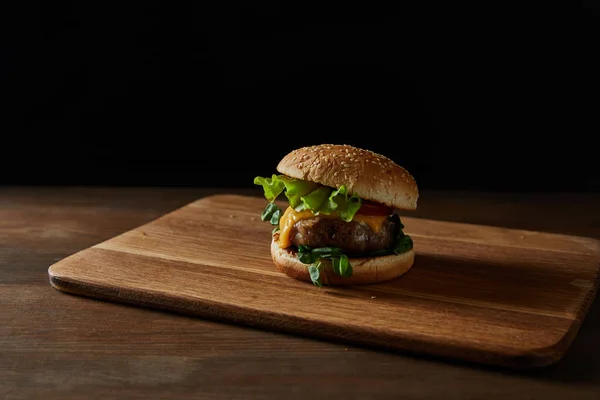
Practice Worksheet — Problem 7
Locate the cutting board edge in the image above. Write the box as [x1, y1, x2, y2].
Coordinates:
[47, 266, 590, 370]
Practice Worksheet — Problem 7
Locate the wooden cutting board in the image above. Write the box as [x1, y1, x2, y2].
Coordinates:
[48, 194, 600, 369]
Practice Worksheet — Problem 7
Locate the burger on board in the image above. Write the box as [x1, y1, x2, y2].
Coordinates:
[254, 144, 419, 287]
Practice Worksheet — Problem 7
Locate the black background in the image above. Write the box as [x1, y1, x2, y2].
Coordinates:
[2, 2, 598, 191]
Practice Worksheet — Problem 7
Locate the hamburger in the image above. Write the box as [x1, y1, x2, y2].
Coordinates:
[253, 144, 418, 287]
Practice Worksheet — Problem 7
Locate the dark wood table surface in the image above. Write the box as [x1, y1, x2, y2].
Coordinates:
[2, 186, 599, 399]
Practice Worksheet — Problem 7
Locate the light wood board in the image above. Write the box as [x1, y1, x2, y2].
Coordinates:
[48, 194, 600, 368]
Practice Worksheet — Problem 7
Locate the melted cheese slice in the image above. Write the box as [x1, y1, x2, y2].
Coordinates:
[277, 206, 388, 249]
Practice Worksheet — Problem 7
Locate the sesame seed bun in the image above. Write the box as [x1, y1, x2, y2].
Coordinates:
[271, 237, 415, 285]
[276, 144, 418, 210]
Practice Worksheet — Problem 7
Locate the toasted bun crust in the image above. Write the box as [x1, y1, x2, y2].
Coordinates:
[276, 144, 418, 210]
[271, 238, 415, 286]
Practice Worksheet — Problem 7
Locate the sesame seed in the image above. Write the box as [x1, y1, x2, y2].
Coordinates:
[342, 163, 349, 168]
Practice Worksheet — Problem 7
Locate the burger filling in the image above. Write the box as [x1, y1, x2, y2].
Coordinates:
[254, 173, 413, 287]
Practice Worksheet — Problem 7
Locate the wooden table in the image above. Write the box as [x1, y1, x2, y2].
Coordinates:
[2, 186, 599, 399]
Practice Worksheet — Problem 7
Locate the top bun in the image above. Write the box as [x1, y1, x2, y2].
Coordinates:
[276, 144, 418, 210]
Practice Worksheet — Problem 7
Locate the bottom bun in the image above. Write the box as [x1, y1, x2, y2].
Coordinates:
[270, 238, 415, 286]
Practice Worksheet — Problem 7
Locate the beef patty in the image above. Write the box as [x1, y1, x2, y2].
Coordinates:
[289, 214, 400, 254]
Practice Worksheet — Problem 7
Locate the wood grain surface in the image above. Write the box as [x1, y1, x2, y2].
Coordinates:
[48, 194, 600, 369]
[4, 187, 600, 400]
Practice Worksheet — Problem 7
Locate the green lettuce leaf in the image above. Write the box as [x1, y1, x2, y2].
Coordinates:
[393, 234, 413, 254]
[253, 175, 286, 202]
[260, 202, 279, 222]
[254, 174, 319, 208]
[298, 245, 353, 287]
[325, 185, 362, 222]
[277, 175, 320, 208]
[307, 263, 322, 288]
[254, 175, 362, 222]
[260, 202, 283, 233]
[295, 184, 362, 222]
[295, 186, 330, 212]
